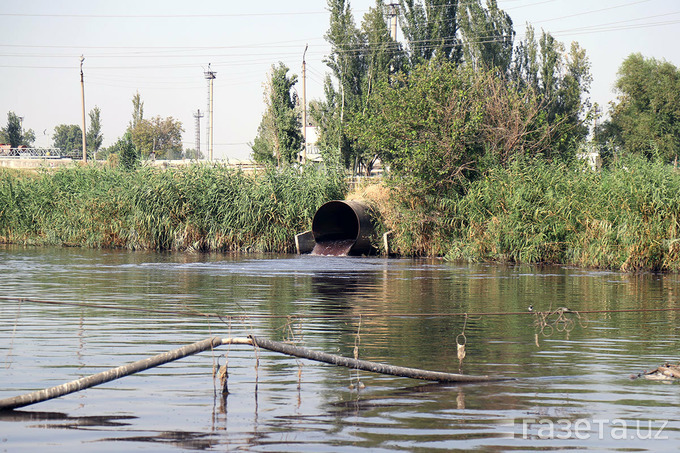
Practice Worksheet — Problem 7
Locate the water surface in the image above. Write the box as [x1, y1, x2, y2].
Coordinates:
[1, 245, 678, 451]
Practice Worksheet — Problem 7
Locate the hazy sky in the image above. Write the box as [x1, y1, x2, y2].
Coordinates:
[1, 0, 678, 160]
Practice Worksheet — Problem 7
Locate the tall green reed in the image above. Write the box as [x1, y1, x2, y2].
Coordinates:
[445, 156, 680, 271]
[0, 163, 346, 252]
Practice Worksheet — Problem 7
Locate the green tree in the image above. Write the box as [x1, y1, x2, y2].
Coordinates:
[600, 53, 680, 162]
[129, 116, 184, 159]
[399, 0, 463, 65]
[126, 92, 183, 159]
[250, 62, 303, 165]
[458, 0, 514, 72]
[184, 148, 204, 160]
[110, 132, 140, 170]
[351, 61, 486, 195]
[149, 116, 184, 159]
[322, 0, 364, 169]
[53, 124, 83, 155]
[556, 41, 593, 150]
[318, 0, 517, 173]
[0, 112, 35, 148]
[317, 0, 590, 179]
[130, 91, 144, 128]
[309, 75, 343, 165]
[356, 3, 406, 174]
[351, 61, 559, 196]
[319, 0, 406, 172]
[87, 106, 103, 158]
[510, 26, 593, 158]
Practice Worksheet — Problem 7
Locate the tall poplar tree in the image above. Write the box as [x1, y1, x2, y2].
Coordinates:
[510, 26, 593, 158]
[458, 0, 514, 71]
[251, 62, 303, 165]
[87, 106, 103, 157]
[318, 0, 405, 172]
[597, 54, 680, 162]
[399, 0, 463, 64]
[1, 112, 34, 148]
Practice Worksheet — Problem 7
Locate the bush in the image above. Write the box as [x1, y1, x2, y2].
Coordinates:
[351, 60, 562, 197]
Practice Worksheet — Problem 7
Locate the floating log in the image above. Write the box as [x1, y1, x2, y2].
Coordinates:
[0, 335, 508, 411]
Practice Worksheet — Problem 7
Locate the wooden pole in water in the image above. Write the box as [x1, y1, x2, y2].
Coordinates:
[0, 337, 250, 411]
[0, 336, 508, 411]
[247, 335, 503, 383]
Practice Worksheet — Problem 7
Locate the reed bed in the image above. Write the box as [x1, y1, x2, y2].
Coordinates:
[448, 157, 680, 271]
[361, 156, 680, 271]
[0, 163, 346, 253]
[3, 157, 679, 271]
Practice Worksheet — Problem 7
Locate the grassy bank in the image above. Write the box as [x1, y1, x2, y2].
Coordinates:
[0, 163, 346, 252]
[3, 157, 680, 272]
[362, 156, 680, 272]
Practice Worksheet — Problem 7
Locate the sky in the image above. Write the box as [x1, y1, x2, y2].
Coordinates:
[1, 0, 678, 161]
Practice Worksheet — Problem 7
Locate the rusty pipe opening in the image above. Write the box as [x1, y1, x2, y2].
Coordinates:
[311, 200, 374, 256]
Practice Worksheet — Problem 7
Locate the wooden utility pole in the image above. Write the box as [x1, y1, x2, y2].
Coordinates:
[80, 55, 87, 162]
[301, 44, 308, 164]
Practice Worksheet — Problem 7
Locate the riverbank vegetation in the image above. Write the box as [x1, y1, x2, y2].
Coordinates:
[2, 1, 679, 273]
[2, 155, 679, 272]
[359, 155, 680, 272]
[0, 164, 346, 253]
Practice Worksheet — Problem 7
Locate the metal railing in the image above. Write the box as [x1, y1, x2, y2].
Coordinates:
[0, 148, 64, 159]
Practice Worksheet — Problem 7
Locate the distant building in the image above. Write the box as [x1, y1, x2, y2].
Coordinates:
[303, 126, 322, 163]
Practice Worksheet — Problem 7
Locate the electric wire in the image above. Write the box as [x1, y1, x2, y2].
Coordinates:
[0, 9, 676, 72]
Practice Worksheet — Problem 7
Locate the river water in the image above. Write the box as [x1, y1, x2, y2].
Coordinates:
[0, 245, 678, 452]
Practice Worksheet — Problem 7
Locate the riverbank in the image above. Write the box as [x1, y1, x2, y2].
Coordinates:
[0, 163, 346, 253]
[1, 157, 679, 271]
[359, 156, 680, 272]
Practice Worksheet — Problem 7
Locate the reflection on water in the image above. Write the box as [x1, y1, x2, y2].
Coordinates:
[0, 245, 679, 452]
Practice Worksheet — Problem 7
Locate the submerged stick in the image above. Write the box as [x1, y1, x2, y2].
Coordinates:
[1, 335, 507, 411]
[246, 335, 505, 383]
[0, 337, 250, 411]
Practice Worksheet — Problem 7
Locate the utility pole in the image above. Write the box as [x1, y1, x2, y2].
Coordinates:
[204, 64, 216, 161]
[80, 55, 87, 162]
[388, 2, 398, 41]
[193, 109, 203, 159]
[301, 44, 308, 164]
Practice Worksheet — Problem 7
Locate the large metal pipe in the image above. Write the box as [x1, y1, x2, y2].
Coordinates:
[311, 200, 374, 256]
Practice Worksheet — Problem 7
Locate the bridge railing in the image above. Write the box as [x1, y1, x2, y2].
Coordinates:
[0, 148, 64, 158]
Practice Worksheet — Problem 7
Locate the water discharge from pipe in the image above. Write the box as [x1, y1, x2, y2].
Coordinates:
[311, 239, 355, 256]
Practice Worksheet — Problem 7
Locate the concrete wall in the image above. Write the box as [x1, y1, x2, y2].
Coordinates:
[0, 158, 75, 169]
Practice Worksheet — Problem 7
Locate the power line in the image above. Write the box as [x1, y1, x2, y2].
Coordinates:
[1, 5, 676, 68]
[1, 9, 676, 75]
[528, 0, 652, 24]
[0, 11, 330, 19]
